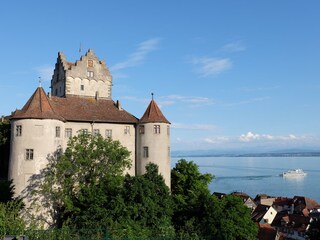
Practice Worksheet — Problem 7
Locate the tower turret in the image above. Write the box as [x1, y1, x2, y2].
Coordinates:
[51, 49, 112, 99]
[137, 96, 171, 188]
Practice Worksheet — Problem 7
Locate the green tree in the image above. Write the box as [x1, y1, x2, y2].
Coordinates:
[0, 200, 26, 237]
[0, 120, 10, 180]
[205, 195, 258, 240]
[29, 132, 131, 228]
[118, 163, 174, 239]
[171, 159, 214, 238]
[171, 159, 258, 240]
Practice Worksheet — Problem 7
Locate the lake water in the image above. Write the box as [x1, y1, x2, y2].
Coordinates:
[171, 156, 320, 202]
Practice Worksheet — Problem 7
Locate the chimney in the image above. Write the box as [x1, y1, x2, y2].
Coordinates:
[116, 100, 122, 110]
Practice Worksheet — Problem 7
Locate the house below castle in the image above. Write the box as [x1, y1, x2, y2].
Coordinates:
[8, 49, 171, 196]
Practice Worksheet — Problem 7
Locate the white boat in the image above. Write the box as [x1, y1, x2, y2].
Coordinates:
[281, 169, 307, 177]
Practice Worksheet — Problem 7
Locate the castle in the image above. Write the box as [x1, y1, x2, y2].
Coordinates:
[8, 49, 171, 196]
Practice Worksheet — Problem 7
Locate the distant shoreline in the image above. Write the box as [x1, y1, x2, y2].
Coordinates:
[172, 152, 320, 158]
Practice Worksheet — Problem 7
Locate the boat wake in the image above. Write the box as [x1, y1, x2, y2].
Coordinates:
[214, 175, 276, 181]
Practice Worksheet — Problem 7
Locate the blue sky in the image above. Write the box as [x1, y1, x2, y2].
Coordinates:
[1, 1, 320, 152]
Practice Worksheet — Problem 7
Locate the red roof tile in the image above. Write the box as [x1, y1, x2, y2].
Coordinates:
[140, 100, 170, 124]
[12, 87, 63, 120]
[50, 96, 138, 123]
[11, 87, 138, 124]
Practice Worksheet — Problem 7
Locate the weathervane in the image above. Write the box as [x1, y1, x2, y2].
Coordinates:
[151, 92, 154, 100]
[79, 42, 82, 53]
[38, 77, 42, 87]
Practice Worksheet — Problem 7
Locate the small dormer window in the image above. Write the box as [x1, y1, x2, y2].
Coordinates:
[88, 60, 93, 67]
[87, 71, 94, 78]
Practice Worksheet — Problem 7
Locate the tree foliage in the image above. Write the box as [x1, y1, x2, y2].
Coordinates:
[210, 195, 258, 240]
[171, 159, 214, 237]
[29, 133, 174, 239]
[29, 132, 132, 228]
[120, 163, 174, 239]
[0, 200, 26, 237]
[25, 135, 258, 239]
[0, 120, 10, 180]
[171, 159, 258, 239]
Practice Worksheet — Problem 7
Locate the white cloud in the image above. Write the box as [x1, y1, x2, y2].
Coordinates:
[164, 94, 215, 106]
[192, 57, 232, 76]
[34, 65, 53, 81]
[239, 132, 302, 142]
[111, 38, 161, 72]
[221, 41, 246, 52]
[240, 132, 261, 142]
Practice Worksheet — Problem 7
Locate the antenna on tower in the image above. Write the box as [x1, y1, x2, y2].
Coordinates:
[38, 77, 42, 87]
[79, 42, 82, 54]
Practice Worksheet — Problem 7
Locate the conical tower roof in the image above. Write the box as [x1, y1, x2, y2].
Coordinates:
[11, 87, 64, 120]
[140, 99, 170, 124]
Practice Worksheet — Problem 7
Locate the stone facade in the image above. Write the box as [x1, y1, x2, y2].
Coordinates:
[8, 49, 171, 196]
[51, 49, 112, 99]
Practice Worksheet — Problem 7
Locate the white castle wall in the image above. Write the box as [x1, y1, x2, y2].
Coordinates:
[9, 119, 137, 196]
[65, 77, 111, 99]
[9, 119, 64, 195]
[62, 121, 136, 176]
[137, 122, 171, 188]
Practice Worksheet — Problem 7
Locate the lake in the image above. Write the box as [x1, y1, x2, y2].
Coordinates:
[171, 156, 320, 202]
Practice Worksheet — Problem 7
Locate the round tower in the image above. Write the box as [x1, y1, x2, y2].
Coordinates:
[9, 87, 64, 196]
[137, 96, 171, 188]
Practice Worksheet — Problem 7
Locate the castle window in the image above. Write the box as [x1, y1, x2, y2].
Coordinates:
[65, 128, 72, 138]
[154, 125, 160, 134]
[105, 129, 112, 139]
[16, 125, 22, 136]
[81, 129, 88, 134]
[139, 125, 145, 134]
[88, 60, 93, 67]
[26, 149, 34, 160]
[93, 129, 100, 136]
[81, 85, 84, 91]
[87, 71, 94, 78]
[56, 126, 61, 138]
[167, 125, 170, 135]
[143, 146, 149, 158]
[124, 126, 130, 135]
[168, 147, 170, 157]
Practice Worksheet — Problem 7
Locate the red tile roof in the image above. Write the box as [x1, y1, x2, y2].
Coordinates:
[12, 87, 63, 120]
[11, 87, 138, 124]
[139, 100, 170, 124]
